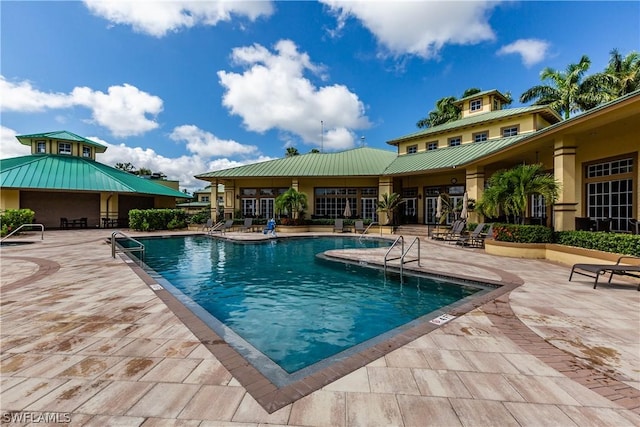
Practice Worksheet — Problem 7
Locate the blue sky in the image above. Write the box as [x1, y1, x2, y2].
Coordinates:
[2, 1, 639, 193]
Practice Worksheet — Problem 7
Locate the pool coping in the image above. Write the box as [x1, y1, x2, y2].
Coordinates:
[116, 236, 524, 413]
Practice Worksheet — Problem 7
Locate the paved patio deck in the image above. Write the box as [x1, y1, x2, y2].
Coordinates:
[1, 229, 639, 426]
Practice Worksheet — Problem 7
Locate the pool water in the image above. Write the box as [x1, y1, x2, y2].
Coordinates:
[133, 236, 483, 377]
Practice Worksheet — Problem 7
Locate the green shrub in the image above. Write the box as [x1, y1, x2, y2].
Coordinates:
[493, 223, 554, 243]
[555, 231, 640, 257]
[0, 209, 35, 236]
[189, 208, 211, 225]
[129, 209, 188, 231]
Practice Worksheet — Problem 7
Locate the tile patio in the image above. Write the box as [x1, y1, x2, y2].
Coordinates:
[1, 229, 639, 426]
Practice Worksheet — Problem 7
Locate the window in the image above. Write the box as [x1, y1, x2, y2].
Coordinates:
[314, 187, 377, 219]
[240, 187, 287, 217]
[201, 196, 209, 202]
[427, 142, 438, 151]
[585, 157, 634, 232]
[406, 144, 418, 154]
[448, 137, 461, 147]
[473, 132, 488, 143]
[493, 99, 499, 111]
[58, 143, 71, 155]
[36, 141, 46, 153]
[502, 126, 519, 137]
[82, 146, 91, 157]
[470, 98, 482, 112]
[531, 194, 546, 218]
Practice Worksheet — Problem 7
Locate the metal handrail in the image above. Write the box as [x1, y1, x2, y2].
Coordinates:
[111, 231, 144, 263]
[359, 221, 379, 240]
[1, 224, 44, 242]
[384, 235, 404, 272]
[400, 237, 421, 278]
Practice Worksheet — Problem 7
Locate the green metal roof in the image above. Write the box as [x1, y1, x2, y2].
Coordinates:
[387, 105, 561, 145]
[1, 154, 186, 197]
[453, 89, 509, 105]
[383, 134, 531, 175]
[196, 147, 398, 179]
[16, 130, 107, 152]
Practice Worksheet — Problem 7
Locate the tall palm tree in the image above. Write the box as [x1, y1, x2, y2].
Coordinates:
[477, 164, 560, 224]
[588, 49, 640, 100]
[285, 147, 300, 157]
[520, 55, 597, 119]
[377, 192, 404, 225]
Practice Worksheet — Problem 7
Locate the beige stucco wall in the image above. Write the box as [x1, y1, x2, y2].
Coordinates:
[100, 193, 119, 219]
[396, 114, 543, 155]
[1, 189, 20, 210]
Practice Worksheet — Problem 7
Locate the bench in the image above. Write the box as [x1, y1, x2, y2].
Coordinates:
[60, 217, 88, 229]
[569, 255, 640, 290]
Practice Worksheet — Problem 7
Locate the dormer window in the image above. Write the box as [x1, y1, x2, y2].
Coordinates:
[473, 131, 488, 143]
[502, 125, 519, 137]
[448, 137, 461, 147]
[58, 143, 71, 155]
[493, 99, 499, 111]
[406, 144, 418, 154]
[470, 98, 482, 112]
[82, 146, 91, 158]
[427, 141, 438, 151]
[36, 141, 46, 153]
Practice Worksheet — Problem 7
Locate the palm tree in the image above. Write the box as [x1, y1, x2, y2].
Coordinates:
[376, 192, 404, 225]
[275, 188, 308, 221]
[477, 164, 560, 224]
[115, 162, 135, 173]
[589, 49, 640, 100]
[520, 55, 597, 119]
[285, 147, 300, 157]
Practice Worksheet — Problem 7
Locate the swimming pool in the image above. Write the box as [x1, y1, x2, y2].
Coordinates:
[129, 235, 492, 385]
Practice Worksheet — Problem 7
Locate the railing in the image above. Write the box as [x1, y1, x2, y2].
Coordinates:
[383, 236, 421, 281]
[111, 231, 144, 263]
[384, 235, 404, 272]
[1, 224, 44, 243]
[359, 221, 379, 240]
[400, 237, 421, 278]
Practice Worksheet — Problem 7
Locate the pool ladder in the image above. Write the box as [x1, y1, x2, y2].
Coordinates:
[0, 224, 45, 243]
[111, 231, 145, 264]
[383, 235, 421, 279]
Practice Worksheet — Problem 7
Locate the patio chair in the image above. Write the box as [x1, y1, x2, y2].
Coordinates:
[431, 220, 462, 240]
[354, 220, 365, 234]
[454, 223, 485, 246]
[240, 218, 254, 232]
[468, 223, 493, 248]
[441, 220, 467, 242]
[221, 219, 235, 233]
[333, 218, 347, 232]
[202, 218, 214, 232]
[569, 255, 640, 290]
[263, 218, 277, 237]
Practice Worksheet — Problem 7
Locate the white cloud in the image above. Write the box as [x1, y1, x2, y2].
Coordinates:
[497, 39, 551, 67]
[169, 125, 258, 157]
[0, 126, 31, 158]
[217, 39, 371, 151]
[91, 134, 274, 194]
[1, 76, 163, 137]
[83, 0, 274, 37]
[321, 0, 499, 59]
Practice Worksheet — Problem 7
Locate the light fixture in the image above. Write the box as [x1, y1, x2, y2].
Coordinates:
[451, 178, 457, 184]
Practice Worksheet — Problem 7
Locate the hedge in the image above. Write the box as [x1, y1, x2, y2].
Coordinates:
[555, 230, 640, 257]
[0, 209, 36, 237]
[490, 223, 640, 256]
[493, 224, 554, 244]
[129, 209, 188, 231]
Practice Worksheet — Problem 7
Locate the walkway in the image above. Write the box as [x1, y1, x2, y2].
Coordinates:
[1, 229, 638, 426]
